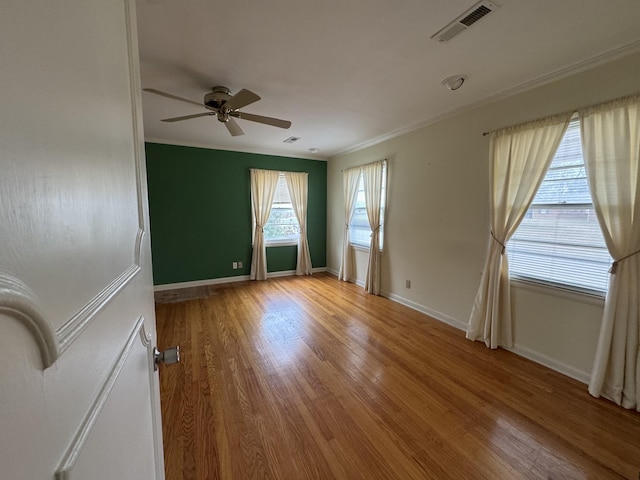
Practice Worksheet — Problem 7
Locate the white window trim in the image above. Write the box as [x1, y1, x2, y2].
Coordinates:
[350, 243, 386, 255]
[266, 240, 298, 247]
[350, 242, 371, 252]
[511, 276, 605, 306]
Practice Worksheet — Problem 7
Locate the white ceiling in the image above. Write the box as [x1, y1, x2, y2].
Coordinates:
[136, 0, 640, 160]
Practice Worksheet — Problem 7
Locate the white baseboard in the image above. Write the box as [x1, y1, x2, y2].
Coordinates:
[382, 291, 468, 331]
[504, 344, 590, 385]
[154, 275, 250, 291]
[381, 290, 590, 385]
[267, 267, 327, 278]
[324, 268, 363, 286]
[267, 270, 296, 278]
[153, 267, 327, 291]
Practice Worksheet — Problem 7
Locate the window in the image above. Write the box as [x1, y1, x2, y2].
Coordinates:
[264, 173, 299, 245]
[508, 118, 611, 294]
[349, 162, 387, 249]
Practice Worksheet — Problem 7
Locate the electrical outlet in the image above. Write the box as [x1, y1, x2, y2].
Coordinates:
[406, 280, 411, 289]
[238, 261, 243, 268]
[232, 262, 238, 269]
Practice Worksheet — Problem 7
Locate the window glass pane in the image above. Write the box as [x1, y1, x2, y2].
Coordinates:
[348, 162, 387, 249]
[509, 206, 610, 291]
[533, 168, 591, 204]
[508, 119, 611, 293]
[530, 122, 592, 205]
[264, 174, 299, 243]
[349, 173, 369, 246]
[350, 207, 371, 246]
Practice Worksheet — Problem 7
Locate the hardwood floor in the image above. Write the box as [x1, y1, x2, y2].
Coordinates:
[156, 273, 640, 480]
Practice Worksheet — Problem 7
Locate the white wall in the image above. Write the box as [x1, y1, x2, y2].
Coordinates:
[327, 52, 640, 383]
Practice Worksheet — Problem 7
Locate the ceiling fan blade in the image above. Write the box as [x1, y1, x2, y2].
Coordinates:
[232, 111, 292, 129]
[224, 89, 261, 111]
[143, 88, 202, 107]
[161, 112, 213, 122]
[224, 117, 244, 136]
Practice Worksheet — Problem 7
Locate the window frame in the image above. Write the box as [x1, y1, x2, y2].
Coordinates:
[507, 117, 610, 298]
[348, 161, 387, 252]
[252, 172, 300, 247]
[265, 172, 299, 246]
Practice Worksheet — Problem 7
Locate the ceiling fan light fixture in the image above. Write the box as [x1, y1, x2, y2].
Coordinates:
[442, 75, 467, 91]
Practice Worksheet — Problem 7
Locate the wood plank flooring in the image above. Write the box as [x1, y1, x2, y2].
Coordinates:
[156, 273, 640, 480]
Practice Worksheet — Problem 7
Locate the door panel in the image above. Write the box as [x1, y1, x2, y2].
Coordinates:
[0, 0, 163, 478]
[1, 0, 141, 333]
[56, 318, 156, 479]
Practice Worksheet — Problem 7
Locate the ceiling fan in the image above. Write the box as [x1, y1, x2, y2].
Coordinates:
[142, 86, 292, 137]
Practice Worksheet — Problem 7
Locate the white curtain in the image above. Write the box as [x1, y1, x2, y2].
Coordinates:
[467, 114, 572, 348]
[580, 94, 640, 410]
[338, 167, 361, 281]
[250, 169, 279, 280]
[285, 172, 313, 275]
[363, 161, 384, 294]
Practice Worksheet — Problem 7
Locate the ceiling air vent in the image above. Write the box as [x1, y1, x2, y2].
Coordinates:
[283, 136, 300, 144]
[431, 1, 498, 43]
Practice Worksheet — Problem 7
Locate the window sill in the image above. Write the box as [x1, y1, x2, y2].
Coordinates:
[265, 241, 298, 247]
[350, 243, 369, 253]
[349, 243, 384, 254]
[510, 277, 605, 306]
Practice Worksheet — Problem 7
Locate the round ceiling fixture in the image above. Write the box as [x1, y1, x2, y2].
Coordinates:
[442, 75, 467, 91]
[309, 147, 320, 153]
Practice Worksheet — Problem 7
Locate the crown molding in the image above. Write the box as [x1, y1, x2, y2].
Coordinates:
[144, 137, 328, 161]
[333, 40, 640, 158]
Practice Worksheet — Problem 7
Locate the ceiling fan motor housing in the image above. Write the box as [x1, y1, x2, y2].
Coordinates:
[204, 86, 231, 111]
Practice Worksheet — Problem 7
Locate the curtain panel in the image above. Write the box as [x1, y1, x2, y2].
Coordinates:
[467, 114, 572, 348]
[249, 169, 279, 280]
[363, 161, 384, 294]
[285, 171, 313, 275]
[338, 167, 361, 281]
[580, 93, 640, 411]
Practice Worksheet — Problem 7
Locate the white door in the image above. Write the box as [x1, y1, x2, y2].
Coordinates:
[0, 1, 164, 479]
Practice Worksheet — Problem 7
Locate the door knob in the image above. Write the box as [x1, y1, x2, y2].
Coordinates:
[154, 346, 180, 370]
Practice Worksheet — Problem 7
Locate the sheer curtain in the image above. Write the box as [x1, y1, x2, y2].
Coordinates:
[363, 161, 384, 294]
[338, 167, 361, 281]
[250, 169, 279, 280]
[285, 171, 313, 275]
[580, 94, 640, 410]
[467, 114, 572, 348]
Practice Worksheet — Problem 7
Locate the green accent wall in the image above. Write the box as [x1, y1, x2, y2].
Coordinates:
[145, 143, 327, 285]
